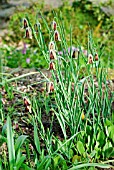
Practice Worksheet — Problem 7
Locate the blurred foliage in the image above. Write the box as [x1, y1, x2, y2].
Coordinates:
[1, 46, 48, 68]
[1, 0, 114, 68]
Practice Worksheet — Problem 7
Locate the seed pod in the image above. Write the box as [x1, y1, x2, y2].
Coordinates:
[49, 62, 55, 70]
[94, 53, 99, 61]
[88, 54, 93, 64]
[49, 41, 55, 50]
[54, 30, 61, 41]
[22, 18, 29, 29]
[25, 27, 32, 39]
[50, 49, 57, 60]
[52, 20, 57, 31]
[34, 22, 41, 33]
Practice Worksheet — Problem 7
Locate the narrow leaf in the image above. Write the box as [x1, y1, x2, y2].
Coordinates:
[68, 163, 114, 170]
[15, 135, 28, 154]
[37, 156, 49, 170]
[16, 155, 26, 170]
[7, 116, 15, 169]
[34, 120, 41, 154]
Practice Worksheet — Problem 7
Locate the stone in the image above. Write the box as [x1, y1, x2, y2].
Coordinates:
[0, 7, 15, 19]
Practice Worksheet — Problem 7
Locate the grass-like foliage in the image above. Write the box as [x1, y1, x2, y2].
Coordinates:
[0, 11, 114, 170]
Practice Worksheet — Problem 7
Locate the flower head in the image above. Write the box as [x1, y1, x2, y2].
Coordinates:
[72, 49, 79, 59]
[51, 20, 57, 31]
[49, 41, 55, 50]
[26, 58, 30, 64]
[25, 27, 32, 39]
[50, 49, 56, 60]
[88, 54, 93, 64]
[54, 30, 61, 41]
[49, 62, 55, 70]
[22, 18, 29, 29]
[48, 82, 54, 93]
[94, 53, 99, 61]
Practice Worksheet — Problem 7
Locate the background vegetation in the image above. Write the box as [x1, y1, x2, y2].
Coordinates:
[0, 0, 114, 169]
[1, 0, 114, 69]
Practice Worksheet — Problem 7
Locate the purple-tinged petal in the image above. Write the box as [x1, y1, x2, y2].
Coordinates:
[26, 58, 30, 64]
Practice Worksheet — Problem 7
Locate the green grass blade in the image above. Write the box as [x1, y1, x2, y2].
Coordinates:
[34, 120, 41, 154]
[0, 159, 3, 170]
[15, 135, 28, 154]
[21, 164, 33, 170]
[53, 132, 81, 155]
[16, 155, 26, 170]
[37, 156, 50, 170]
[7, 116, 15, 170]
[4, 72, 39, 83]
[68, 163, 114, 170]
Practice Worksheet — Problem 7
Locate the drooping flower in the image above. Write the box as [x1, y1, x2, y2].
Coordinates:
[49, 41, 55, 50]
[22, 18, 29, 29]
[94, 53, 99, 61]
[50, 49, 57, 60]
[51, 20, 57, 31]
[49, 62, 55, 70]
[88, 54, 93, 64]
[24, 27, 32, 39]
[48, 82, 54, 93]
[54, 30, 61, 41]
[72, 49, 79, 59]
[72, 50, 76, 58]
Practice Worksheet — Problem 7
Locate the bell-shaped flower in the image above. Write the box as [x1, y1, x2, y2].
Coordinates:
[24, 27, 32, 39]
[88, 54, 93, 64]
[22, 18, 29, 29]
[51, 20, 57, 31]
[49, 41, 55, 50]
[54, 30, 61, 41]
[49, 62, 55, 70]
[50, 49, 57, 60]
